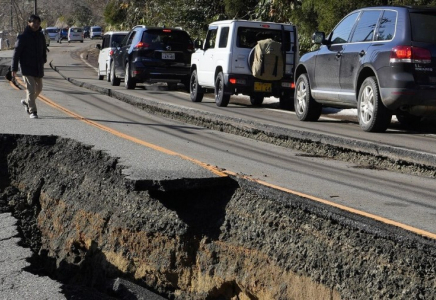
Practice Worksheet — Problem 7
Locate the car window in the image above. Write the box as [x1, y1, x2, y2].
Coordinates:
[205, 27, 218, 49]
[126, 31, 136, 46]
[102, 36, 110, 48]
[410, 12, 436, 43]
[111, 34, 126, 47]
[376, 10, 397, 41]
[330, 12, 359, 44]
[141, 29, 192, 51]
[351, 10, 381, 42]
[236, 27, 290, 50]
[218, 27, 229, 48]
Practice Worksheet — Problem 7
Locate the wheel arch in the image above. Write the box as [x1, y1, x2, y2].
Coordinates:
[356, 66, 377, 100]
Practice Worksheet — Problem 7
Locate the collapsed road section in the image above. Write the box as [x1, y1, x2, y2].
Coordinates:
[0, 134, 435, 299]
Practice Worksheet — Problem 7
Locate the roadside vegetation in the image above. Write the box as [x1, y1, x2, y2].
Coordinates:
[2, 0, 436, 52]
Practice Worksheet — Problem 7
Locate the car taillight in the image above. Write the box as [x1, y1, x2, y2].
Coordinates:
[187, 43, 194, 51]
[109, 50, 114, 56]
[390, 46, 431, 64]
[134, 42, 150, 49]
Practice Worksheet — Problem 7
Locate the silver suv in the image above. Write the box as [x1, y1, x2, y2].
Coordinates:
[190, 20, 298, 108]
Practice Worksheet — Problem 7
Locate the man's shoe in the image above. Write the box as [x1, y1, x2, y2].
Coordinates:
[21, 99, 30, 114]
[29, 113, 38, 119]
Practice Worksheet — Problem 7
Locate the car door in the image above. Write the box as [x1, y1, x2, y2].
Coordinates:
[339, 10, 382, 104]
[98, 35, 110, 75]
[312, 12, 359, 102]
[116, 31, 136, 77]
[196, 26, 218, 87]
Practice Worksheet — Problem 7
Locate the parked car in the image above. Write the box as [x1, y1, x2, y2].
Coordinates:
[41, 28, 50, 46]
[90, 26, 102, 39]
[56, 28, 68, 43]
[190, 20, 298, 108]
[68, 27, 84, 43]
[96, 31, 129, 81]
[294, 6, 436, 132]
[45, 27, 58, 41]
[110, 26, 194, 90]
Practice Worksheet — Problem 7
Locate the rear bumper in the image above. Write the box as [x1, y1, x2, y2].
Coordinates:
[381, 87, 436, 111]
[132, 63, 190, 83]
[224, 73, 294, 97]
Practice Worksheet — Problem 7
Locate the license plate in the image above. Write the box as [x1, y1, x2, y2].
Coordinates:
[254, 82, 272, 92]
[162, 53, 175, 60]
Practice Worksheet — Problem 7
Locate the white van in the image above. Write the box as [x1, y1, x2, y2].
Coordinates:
[45, 27, 59, 41]
[67, 27, 84, 43]
[90, 26, 102, 39]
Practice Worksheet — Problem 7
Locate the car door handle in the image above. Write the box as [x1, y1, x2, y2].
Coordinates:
[359, 50, 366, 57]
[336, 51, 342, 58]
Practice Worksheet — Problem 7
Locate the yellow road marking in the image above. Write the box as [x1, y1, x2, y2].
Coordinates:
[13, 77, 436, 240]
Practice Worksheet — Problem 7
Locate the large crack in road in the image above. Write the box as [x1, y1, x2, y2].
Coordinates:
[1, 134, 435, 299]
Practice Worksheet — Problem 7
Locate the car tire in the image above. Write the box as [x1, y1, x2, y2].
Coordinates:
[124, 62, 136, 89]
[250, 94, 264, 106]
[215, 72, 230, 107]
[279, 90, 295, 111]
[190, 70, 204, 102]
[106, 63, 111, 82]
[358, 76, 392, 132]
[97, 64, 104, 80]
[294, 73, 322, 121]
[110, 62, 121, 86]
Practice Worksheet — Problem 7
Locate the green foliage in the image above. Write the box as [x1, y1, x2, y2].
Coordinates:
[104, 0, 127, 27]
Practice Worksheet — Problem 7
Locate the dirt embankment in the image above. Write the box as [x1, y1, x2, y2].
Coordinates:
[1, 134, 435, 299]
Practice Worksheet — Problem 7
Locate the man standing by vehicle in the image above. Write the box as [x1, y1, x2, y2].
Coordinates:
[11, 14, 47, 119]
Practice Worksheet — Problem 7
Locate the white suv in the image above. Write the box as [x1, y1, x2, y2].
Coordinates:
[190, 20, 298, 108]
[96, 31, 128, 81]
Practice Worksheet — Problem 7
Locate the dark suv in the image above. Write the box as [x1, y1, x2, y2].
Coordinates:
[294, 6, 436, 132]
[110, 26, 194, 89]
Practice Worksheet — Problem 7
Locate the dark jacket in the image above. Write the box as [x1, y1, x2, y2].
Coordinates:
[11, 26, 47, 78]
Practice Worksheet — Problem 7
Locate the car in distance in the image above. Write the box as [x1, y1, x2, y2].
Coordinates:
[190, 20, 298, 109]
[96, 31, 129, 81]
[45, 27, 58, 41]
[294, 6, 436, 132]
[56, 28, 68, 43]
[110, 26, 194, 90]
[68, 27, 84, 43]
[90, 26, 102, 39]
[41, 28, 50, 46]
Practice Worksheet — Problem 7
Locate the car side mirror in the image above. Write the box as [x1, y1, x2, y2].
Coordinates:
[194, 39, 203, 49]
[312, 31, 327, 45]
[96, 44, 101, 50]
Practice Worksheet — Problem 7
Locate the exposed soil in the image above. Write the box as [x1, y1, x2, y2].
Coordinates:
[1, 134, 435, 299]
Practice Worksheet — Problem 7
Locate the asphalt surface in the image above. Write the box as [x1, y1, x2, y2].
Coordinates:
[0, 50, 182, 299]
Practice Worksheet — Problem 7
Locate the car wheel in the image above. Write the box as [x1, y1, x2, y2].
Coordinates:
[106, 63, 111, 82]
[124, 62, 136, 89]
[215, 72, 230, 107]
[396, 112, 422, 128]
[110, 62, 121, 86]
[190, 70, 204, 102]
[294, 73, 322, 121]
[250, 94, 264, 106]
[97, 64, 104, 80]
[358, 76, 392, 132]
[279, 90, 295, 111]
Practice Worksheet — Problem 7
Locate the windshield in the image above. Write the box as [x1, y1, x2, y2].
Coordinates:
[46, 28, 58, 33]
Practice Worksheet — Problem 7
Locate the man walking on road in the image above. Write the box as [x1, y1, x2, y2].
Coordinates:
[11, 14, 47, 119]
